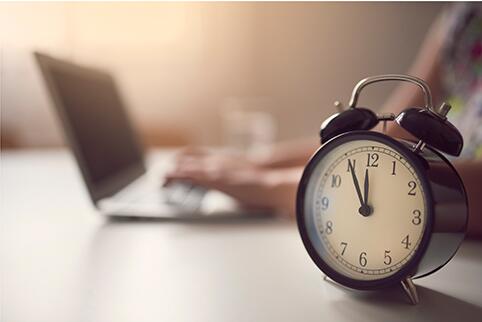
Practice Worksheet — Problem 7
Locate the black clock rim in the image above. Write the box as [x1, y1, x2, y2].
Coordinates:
[296, 131, 434, 290]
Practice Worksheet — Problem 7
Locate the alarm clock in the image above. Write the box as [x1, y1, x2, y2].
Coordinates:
[296, 74, 468, 304]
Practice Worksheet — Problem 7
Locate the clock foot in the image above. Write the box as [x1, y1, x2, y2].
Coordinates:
[324, 275, 420, 305]
[401, 277, 419, 305]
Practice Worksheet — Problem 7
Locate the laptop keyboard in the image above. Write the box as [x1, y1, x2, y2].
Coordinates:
[132, 182, 208, 210]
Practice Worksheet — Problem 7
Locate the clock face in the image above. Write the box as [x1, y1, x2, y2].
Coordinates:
[300, 135, 428, 283]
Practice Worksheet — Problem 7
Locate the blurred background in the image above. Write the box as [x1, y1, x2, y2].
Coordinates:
[1, 2, 443, 150]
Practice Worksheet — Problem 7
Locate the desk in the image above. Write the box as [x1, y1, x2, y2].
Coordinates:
[2, 149, 482, 322]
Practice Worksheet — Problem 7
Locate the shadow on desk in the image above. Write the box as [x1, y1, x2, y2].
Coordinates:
[331, 283, 482, 322]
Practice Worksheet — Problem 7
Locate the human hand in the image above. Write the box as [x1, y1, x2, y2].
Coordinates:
[165, 148, 302, 217]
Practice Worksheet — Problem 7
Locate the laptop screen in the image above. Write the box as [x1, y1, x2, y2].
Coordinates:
[35, 53, 145, 202]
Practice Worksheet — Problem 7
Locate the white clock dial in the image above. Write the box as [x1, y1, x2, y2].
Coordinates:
[304, 139, 427, 281]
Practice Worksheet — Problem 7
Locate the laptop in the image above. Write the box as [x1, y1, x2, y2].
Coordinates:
[34, 52, 243, 218]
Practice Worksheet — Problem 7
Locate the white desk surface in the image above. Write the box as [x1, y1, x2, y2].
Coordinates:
[2, 149, 482, 322]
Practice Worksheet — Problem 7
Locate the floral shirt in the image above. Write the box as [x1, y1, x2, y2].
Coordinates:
[443, 3, 482, 159]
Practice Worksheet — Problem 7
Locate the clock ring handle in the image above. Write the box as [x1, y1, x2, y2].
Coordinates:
[348, 74, 433, 111]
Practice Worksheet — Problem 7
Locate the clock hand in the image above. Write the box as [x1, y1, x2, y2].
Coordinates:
[363, 168, 369, 206]
[348, 163, 371, 217]
[348, 162, 367, 215]
[363, 169, 372, 216]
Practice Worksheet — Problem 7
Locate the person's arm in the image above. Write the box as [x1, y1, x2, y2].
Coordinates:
[165, 163, 303, 218]
[380, 11, 482, 238]
[382, 11, 447, 139]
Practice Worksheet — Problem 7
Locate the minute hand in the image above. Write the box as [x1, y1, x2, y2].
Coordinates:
[348, 162, 365, 210]
[363, 168, 369, 206]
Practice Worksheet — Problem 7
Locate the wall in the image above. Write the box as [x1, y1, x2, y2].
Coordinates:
[252, 2, 443, 140]
[0, 2, 443, 148]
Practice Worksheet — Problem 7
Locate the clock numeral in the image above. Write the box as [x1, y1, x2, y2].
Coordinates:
[347, 159, 356, 172]
[331, 174, 341, 188]
[325, 221, 333, 234]
[366, 153, 379, 167]
[359, 252, 367, 267]
[401, 234, 412, 249]
[384, 250, 392, 265]
[340, 242, 348, 256]
[408, 181, 417, 196]
[391, 161, 396, 175]
[412, 209, 422, 225]
[321, 197, 329, 210]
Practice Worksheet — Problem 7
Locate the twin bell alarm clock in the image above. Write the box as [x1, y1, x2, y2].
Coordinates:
[296, 74, 468, 304]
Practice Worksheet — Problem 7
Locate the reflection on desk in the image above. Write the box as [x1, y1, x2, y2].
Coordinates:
[2, 149, 482, 322]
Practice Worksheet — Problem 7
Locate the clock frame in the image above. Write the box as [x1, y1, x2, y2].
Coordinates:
[297, 131, 468, 297]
